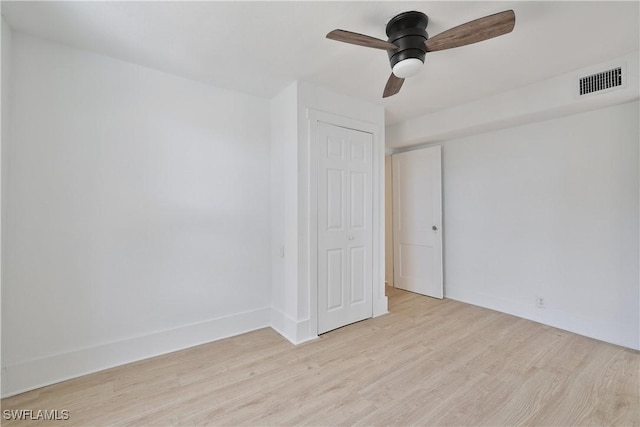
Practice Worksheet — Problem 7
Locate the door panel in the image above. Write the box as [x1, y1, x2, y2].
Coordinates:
[350, 171, 366, 229]
[350, 245, 366, 303]
[326, 169, 344, 230]
[327, 249, 344, 310]
[318, 122, 373, 334]
[393, 147, 443, 298]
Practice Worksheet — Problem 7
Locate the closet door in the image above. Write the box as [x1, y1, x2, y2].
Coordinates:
[317, 122, 373, 334]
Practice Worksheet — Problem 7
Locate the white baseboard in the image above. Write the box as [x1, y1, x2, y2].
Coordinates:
[270, 307, 317, 345]
[445, 287, 639, 351]
[269, 307, 298, 343]
[1, 307, 271, 398]
[373, 295, 389, 318]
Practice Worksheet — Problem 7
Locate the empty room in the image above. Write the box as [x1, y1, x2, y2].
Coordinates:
[1, 1, 638, 426]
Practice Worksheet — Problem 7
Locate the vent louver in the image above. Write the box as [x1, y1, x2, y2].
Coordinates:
[579, 67, 623, 95]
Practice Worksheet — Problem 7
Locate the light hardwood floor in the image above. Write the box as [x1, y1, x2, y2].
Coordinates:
[2, 287, 638, 426]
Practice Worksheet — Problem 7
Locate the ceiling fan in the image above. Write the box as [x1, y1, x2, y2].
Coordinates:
[326, 10, 516, 98]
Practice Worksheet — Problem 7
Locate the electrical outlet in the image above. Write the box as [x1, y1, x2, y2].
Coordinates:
[536, 296, 545, 308]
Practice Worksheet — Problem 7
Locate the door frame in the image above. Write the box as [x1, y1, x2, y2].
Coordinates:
[307, 109, 386, 337]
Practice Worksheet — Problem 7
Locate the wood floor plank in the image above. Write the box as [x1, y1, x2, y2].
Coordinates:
[2, 286, 638, 426]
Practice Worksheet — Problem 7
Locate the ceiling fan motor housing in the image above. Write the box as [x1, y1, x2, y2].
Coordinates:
[386, 11, 429, 69]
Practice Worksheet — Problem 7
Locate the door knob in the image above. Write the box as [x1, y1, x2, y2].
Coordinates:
[432, 225, 438, 231]
[348, 235, 355, 240]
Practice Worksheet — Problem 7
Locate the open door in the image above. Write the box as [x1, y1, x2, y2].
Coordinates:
[392, 146, 443, 298]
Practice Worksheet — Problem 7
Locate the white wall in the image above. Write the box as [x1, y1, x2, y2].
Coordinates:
[440, 101, 639, 349]
[1, 16, 13, 389]
[384, 155, 393, 285]
[2, 32, 272, 396]
[387, 51, 639, 148]
[269, 82, 300, 340]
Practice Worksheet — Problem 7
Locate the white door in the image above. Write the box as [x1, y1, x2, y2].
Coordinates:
[392, 146, 443, 298]
[317, 122, 373, 334]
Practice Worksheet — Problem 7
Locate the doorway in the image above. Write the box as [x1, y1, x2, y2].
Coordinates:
[389, 146, 443, 299]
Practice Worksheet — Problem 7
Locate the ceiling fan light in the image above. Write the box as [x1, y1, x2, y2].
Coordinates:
[392, 58, 423, 78]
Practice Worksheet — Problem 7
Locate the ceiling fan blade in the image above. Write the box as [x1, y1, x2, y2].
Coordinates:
[327, 29, 398, 50]
[425, 10, 515, 52]
[383, 73, 404, 98]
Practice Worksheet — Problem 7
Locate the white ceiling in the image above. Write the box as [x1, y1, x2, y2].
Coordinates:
[2, 1, 639, 125]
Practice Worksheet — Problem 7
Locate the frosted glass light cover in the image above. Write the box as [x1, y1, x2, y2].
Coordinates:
[392, 58, 423, 78]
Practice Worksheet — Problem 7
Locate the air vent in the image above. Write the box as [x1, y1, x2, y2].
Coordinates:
[579, 67, 623, 96]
